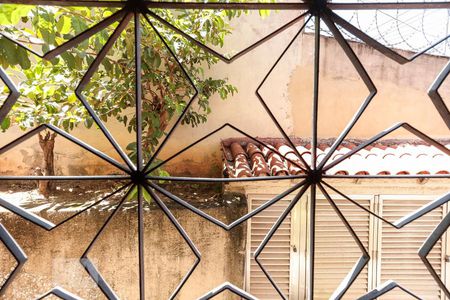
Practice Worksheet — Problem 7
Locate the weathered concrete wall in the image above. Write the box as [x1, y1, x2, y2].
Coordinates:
[291, 33, 450, 140]
[0, 204, 246, 299]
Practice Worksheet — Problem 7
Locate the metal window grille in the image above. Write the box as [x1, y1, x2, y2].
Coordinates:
[0, 0, 449, 299]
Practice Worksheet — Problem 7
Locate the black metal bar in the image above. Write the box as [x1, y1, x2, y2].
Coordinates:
[318, 183, 370, 299]
[45, 124, 129, 173]
[135, 11, 145, 299]
[81, 185, 134, 300]
[307, 184, 315, 300]
[36, 287, 82, 300]
[321, 181, 398, 228]
[0, 224, 27, 296]
[141, 13, 199, 173]
[323, 181, 450, 231]
[253, 183, 310, 299]
[395, 192, 450, 228]
[135, 12, 143, 171]
[428, 60, 450, 130]
[145, 123, 307, 176]
[147, 9, 310, 64]
[144, 1, 307, 10]
[0, 0, 309, 10]
[0, 0, 308, 10]
[0, 67, 19, 124]
[401, 123, 450, 155]
[145, 124, 228, 175]
[228, 11, 309, 63]
[149, 179, 307, 231]
[0, 9, 127, 60]
[44, 9, 128, 60]
[323, 122, 450, 172]
[0, 196, 55, 230]
[255, 14, 312, 171]
[0, 0, 127, 7]
[53, 182, 132, 230]
[0, 175, 130, 180]
[80, 258, 119, 300]
[3, 0, 450, 10]
[0, 181, 129, 234]
[198, 282, 256, 300]
[328, 2, 450, 10]
[143, 184, 201, 299]
[329, 10, 450, 65]
[75, 12, 136, 172]
[0, 34, 43, 58]
[229, 179, 307, 229]
[418, 210, 450, 298]
[0, 124, 122, 176]
[317, 11, 377, 170]
[323, 174, 450, 179]
[137, 184, 145, 300]
[358, 280, 421, 300]
[146, 180, 239, 229]
[0, 124, 47, 154]
[311, 15, 320, 170]
[146, 174, 307, 183]
[225, 123, 308, 173]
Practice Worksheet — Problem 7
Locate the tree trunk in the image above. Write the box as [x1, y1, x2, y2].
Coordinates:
[38, 131, 56, 197]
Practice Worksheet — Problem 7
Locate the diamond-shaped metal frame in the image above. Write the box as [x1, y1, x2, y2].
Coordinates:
[0, 0, 448, 299]
[0, 223, 26, 296]
[36, 286, 83, 300]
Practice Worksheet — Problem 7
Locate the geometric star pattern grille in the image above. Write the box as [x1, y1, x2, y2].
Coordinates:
[0, 0, 449, 299]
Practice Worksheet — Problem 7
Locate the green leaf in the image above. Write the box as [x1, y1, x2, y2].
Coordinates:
[16, 48, 31, 69]
[1, 117, 11, 131]
[67, 93, 77, 104]
[71, 16, 88, 33]
[10, 5, 32, 24]
[0, 38, 19, 66]
[56, 16, 72, 35]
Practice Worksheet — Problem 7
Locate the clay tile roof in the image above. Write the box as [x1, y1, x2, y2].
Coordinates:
[261, 145, 289, 176]
[221, 138, 450, 178]
[247, 143, 269, 177]
[228, 142, 252, 178]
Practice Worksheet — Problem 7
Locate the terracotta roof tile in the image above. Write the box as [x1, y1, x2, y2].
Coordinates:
[221, 138, 450, 177]
[261, 146, 289, 176]
[229, 142, 252, 178]
[247, 143, 269, 176]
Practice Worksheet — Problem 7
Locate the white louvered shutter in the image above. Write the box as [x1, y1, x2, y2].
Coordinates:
[378, 196, 445, 299]
[314, 195, 371, 299]
[248, 194, 292, 299]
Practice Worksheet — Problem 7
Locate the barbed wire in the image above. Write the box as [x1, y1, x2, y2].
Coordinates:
[307, 0, 450, 57]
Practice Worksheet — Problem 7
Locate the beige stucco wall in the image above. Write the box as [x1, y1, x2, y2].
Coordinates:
[0, 14, 449, 177]
[0, 204, 246, 299]
[291, 33, 450, 140]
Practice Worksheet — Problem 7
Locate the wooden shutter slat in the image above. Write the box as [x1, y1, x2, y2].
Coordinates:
[379, 197, 444, 300]
[249, 195, 292, 299]
[315, 197, 371, 299]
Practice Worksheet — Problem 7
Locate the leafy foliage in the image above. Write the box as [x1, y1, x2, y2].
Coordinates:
[0, 5, 240, 165]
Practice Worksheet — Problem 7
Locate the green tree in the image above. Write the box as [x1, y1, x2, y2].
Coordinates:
[0, 5, 240, 194]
